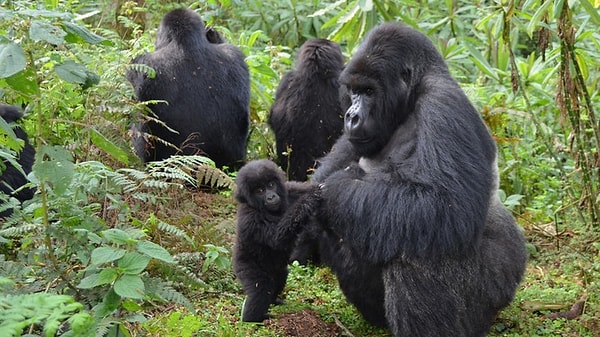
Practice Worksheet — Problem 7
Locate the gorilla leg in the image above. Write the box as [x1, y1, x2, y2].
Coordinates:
[383, 259, 469, 337]
[242, 277, 278, 322]
[319, 230, 387, 328]
[383, 201, 527, 337]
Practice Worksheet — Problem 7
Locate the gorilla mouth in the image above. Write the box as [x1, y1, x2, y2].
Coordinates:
[348, 136, 373, 144]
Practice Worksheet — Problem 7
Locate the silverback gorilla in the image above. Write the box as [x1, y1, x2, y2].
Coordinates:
[0, 104, 35, 218]
[269, 39, 345, 181]
[126, 8, 250, 169]
[309, 23, 528, 336]
[233, 160, 320, 322]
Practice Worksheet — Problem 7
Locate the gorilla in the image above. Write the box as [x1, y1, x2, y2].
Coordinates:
[232, 159, 321, 322]
[126, 8, 250, 169]
[0, 104, 35, 218]
[269, 38, 345, 181]
[308, 23, 528, 337]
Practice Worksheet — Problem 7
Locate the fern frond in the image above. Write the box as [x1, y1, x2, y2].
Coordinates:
[197, 165, 234, 189]
[0, 223, 43, 238]
[128, 63, 156, 78]
[157, 221, 193, 244]
[144, 277, 195, 312]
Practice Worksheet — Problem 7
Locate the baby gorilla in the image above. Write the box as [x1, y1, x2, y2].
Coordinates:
[233, 159, 320, 322]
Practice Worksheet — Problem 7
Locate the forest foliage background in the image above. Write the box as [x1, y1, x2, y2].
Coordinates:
[0, 0, 599, 336]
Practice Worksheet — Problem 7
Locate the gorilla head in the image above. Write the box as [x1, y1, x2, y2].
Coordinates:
[154, 8, 207, 49]
[340, 25, 448, 157]
[295, 38, 344, 77]
[234, 159, 288, 215]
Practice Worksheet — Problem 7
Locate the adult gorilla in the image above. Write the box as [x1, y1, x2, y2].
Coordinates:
[127, 8, 250, 169]
[311, 23, 528, 336]
[269, 39, 345, 181]
[0, 104, 35, 218]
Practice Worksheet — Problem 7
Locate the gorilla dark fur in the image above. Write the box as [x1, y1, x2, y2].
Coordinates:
[269, 38, 345, 181]
[233, 159, 320, 322]
[127, 8, 250, 169]
[308, 23, 528, 336]
[0, 104, 35, 218]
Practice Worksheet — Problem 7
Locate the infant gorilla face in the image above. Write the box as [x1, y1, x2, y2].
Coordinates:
[256, 180, 281, 212]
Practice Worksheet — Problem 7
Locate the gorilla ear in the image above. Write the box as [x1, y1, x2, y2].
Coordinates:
[234, 186, 248, 204]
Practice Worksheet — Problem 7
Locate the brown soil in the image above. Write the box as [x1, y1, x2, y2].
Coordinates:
[265, 309, 343, 337]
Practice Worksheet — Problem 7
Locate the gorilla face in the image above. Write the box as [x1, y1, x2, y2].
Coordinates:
[255, 180, 282, 212]
[340, 66, 400, 157]
[235, 160, 288, 214]
[339, 24, 445, 158]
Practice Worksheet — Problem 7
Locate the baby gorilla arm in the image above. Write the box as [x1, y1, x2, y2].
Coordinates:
[269, 184, 322, 251]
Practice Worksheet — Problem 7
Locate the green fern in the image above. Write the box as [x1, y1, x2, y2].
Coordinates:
[0, 288, 93, 337]
[127, 63, 156, 78]
[196, 164, 234, 189]
[144, 276, 195, 312]
[0, 223, 44, 239]
[157, 220, 193, 244]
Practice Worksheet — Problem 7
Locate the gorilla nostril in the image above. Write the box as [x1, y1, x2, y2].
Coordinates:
[345, 112, 360, 130]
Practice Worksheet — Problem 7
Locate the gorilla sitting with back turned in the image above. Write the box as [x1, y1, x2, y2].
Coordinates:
[305, 23, 528, 336]
[126, 8, 250, 169]
[0, 104, 35, 218]
[233, 159, 321, 322]
[269, 38, 345, 181]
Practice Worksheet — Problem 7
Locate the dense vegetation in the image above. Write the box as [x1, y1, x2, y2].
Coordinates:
[0, 0, 599, 336]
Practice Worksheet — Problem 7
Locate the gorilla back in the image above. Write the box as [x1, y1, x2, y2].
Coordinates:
[311, 23, 528, 337]
[127, 8, 250, 169]
[269, 38, 345, 181]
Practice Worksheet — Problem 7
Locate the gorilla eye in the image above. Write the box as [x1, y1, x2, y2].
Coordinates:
[267, 181, 275, 188]
[351, 87, 374, 96]
[256, 187, 265, 194]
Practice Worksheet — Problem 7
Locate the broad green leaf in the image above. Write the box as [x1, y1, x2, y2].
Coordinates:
[122, 299, 142, 312]
[32, 146, 75, 195]
[93, 288, 121, 317]
[97, 268, 119, 285]
[77, 273, 99, 289]
[137, 240, 174, 263]
[54, 61, 89, 84]
[5, 67, 39, 96]
[90, 246, 126, 265]
[62, 21, 108, 45]
[90, 129, 129, 165]
[114, 274, 145, 299]
[0, 118, 23, 151]
[29, 20, 66, 45]
[0, 42, 26, 78]
[18, 9, 70, 19]
[118, 252, 150, 274]
[101, 228, 132, 244]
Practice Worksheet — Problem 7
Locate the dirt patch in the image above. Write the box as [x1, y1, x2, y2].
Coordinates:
[265, 309, 342, 337]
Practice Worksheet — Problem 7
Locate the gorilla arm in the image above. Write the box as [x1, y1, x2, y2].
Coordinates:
[311, 136, 360, 183]
[320, 84, 496, 265]
[270, 185, 322, 251]
[238, 185, 321, 253]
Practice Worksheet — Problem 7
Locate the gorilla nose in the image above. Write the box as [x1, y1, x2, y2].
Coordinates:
[345, 110, 361, 132]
